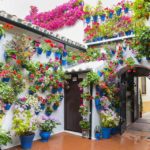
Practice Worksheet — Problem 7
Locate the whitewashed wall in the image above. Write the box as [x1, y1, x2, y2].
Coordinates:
[0, 23, 64, 149]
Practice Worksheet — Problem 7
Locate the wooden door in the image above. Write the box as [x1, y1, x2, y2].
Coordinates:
[64, 79, 82, 133]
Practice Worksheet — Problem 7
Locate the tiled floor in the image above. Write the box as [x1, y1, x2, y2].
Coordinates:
[8, 132, 150, 150]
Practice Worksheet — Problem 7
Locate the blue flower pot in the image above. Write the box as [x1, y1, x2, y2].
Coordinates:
[58, 87, 63, 93]
[111, 50, 116, 55]
[36, 47, 43, 55]
[4, 52, 9, 60]
[26, 105, 31, 110]
[102, 127, 111, 139]
[95, 99, 101, 111]
[55, 52, 61, 59]
[137, 58, 142, 63]
[93, 15, 98, 22]
[63, 51, 67, 57]
[60, 95, 63, 101]
[35, 111, 40, 115]
[28, 90, 35, 95]
[111, 127, 118, 135]
[46, 50, 51, 57]
[4, 103, 11, 110]
[123, 46, 127, 51]
[40, 104, 45, 110]
[45, 111, 52, 116]
[62, 60, 67, 66]
[119, 60, 123, 65]
[53, 104, 58, 111]
[95, 132, 101, 140]
[125, 30, 132, 36]
[97, 37, 103, 41]
[146, 57, 150, 61]
[20, 134, 35, 150]
[100, 15, 106, 21]
[51, 88, 57, 94]
[2, 77, 10, 82]
[109, 12, 113, 19]
[40, 131, 51, 142]
[97, 71, 103, 77]
[85, 17, 91, 24]
[116, 8, 122, 16]
[53, 66, 58, 71]
[124, 7, 129, 14]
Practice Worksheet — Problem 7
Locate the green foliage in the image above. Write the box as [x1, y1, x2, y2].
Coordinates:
[125, 57, 135, 66]
[79, 120, 90, 130]
[12, 109, 38, 136]
[0, 25, 5, 37]
[0, 82, 16, 104]
[0, 128, 11, 146]
[79, 105, 88, 116]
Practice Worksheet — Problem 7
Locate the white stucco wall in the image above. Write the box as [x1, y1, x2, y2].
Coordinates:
[0, 23, 64, 149]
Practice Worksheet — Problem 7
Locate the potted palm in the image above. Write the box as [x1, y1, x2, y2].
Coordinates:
[39, 115, 60, 142]
[12, 107, 38, 150]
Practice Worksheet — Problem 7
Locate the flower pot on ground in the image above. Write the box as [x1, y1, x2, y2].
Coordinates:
[79, 120, 90, 138]
[111, 127, 119, 135]
[39, 115, 60, 142]
[95, 126, 101, 140]
[12, 108, 38, 150]
[102, 127, 111, 139]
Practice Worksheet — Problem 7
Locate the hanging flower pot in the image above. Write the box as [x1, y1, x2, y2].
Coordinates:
[55, 52, 61, 59]
[97, 71, 103, 77]
[40, 131, 51, 142]
[35, 111, 40, 115]
[111, 50, 116, 55]
[26, 105, 31, 110]
[109, 12, 113, 19]
[58, 87, 63, 93]
[2, 77, 10, 83]
[100, 15, 106, 21]
[40, 104, 45, 110]
[51, 88, 58, 94]
[53, 103, 59, 111]
[20, 134, 35, 150]
[46, 50, 51, 57]
[95, 98, 101, 111]
[62, 59, 67, 66]
[45, 111, 52, 116]
[63, 50, 67, 57]
[118, 59, 123, 65]
[146, 57, 150, 61]
[93, 15, 98, 22]
[125, 30, 132, 36]
[97, 37, 103, 41]
[102, 127, 111, 139]
[85, 17, 91, 24]
[137, 58, 142, 63]
[4, 103, 11, 110]
[116, 8, 122, 16]
[124, 7, 129, 14]
[28, 90, 35, 95]
[21, 64, 27, 69]
[4, 52, 9, 60]
[36, 47, 43, 55]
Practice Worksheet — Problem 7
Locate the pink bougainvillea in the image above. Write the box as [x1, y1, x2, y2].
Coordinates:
[25, 0, 83, 31]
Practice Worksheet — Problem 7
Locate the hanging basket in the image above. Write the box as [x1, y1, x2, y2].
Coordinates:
[46, 50, 51, 57]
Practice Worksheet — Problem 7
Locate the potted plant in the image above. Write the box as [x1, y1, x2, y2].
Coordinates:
[53, 43, 64, 60]
[0, 82, 16, 110]
[100, 109, 119, 139]
[83, 5, 92, 24]
[12, 107, 38, 150]
[105, 8, 114, 19]
[81, 92, 93, 101]
[28, 85, 37, 95]
[115, 3, 122, 16]
[94, 125, 101, 140]
[39, 115, 60, 142]
[98, 10, 106, 22]
[124, 1, 132, 14]
[79, 104, 88, 116]
[94, 93, 101, 111]
[45, 106, 53, 116]
[79, 119, 90, 138]
[0, 128, 11, 149]
[38, 96, 47, 110]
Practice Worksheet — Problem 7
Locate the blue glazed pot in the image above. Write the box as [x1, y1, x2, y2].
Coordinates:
[53, 66, 58, 71]
[111, 50, 116, 55]
[125, 30, 132, 36]
[35, 111, 40, 115]
[2, 77, 10, 83]
[36, 47, 43, 55]
[116, 8, 122, 16]
[51, 88, 57, 94]
[109, 12, 113, 19]
[20, 134, 35, 150]
[100, 15, 106, 21]
[4, 103, 11, 110]
[85, 17, 91, 24]
[40, 104, 45, 110]
[26, 105, 31, 110]
[137, 58, 142, 63]
[45, 111, 52, 116]
[55, 52, 61, 59]
[62, 60, 67, 66]
[111, 127, 118, 135]
[97, 37, 103, 41]
[97, 71, 103, 77]
[95, 99, 101, 111]
[93, 15, 98, 22]
[124, 7, 129, 14]
[58, 87, 63, 93]
[63, 51, 67, 57]
[28, 90, 35, 95]
[40, 131, 51, 142]
[46, 50, 51, 57]
[53, 104, 58, 111]
[102, 127, 111, 139]
[95, 132, 101, 140]
[119, 60, 123, 65]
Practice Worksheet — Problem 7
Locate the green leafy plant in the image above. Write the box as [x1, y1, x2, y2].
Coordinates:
[79, 120, 90, 130]
[12, 108, 38, 136]
[81, 92, 93, 101]
[0, 82, 16, 104]
[79, 105, 88, 116]
[0, 24, 5, 38]
[0, 128, 11, 147]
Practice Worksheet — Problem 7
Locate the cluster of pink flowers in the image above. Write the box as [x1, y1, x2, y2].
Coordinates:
[25, 0, 83, 31]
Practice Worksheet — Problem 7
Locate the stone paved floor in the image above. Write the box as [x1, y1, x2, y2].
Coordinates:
[7, 132, 150, 150]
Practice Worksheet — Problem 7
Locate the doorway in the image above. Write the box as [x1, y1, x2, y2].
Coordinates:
[64, 76, 82, 133]
[119, 66, 150, 133]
